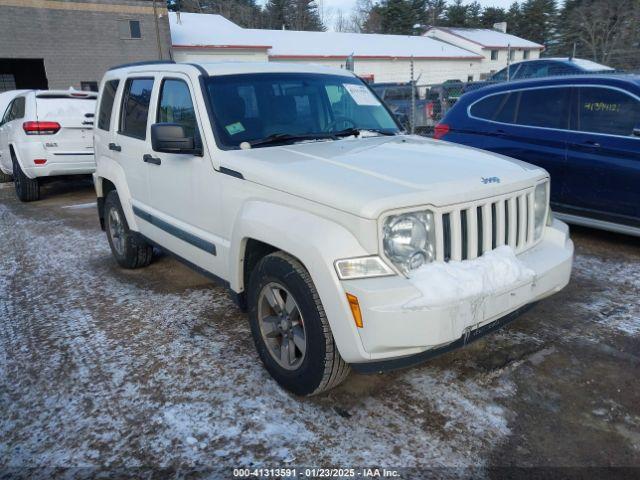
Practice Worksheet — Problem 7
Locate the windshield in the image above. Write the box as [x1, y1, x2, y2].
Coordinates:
[204, 73, 400, 149]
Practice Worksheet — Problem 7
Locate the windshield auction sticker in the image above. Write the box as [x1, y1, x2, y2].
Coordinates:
[343, 84, 381, 106]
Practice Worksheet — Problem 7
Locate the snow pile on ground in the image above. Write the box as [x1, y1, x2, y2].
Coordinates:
[406, 246, 535, 308]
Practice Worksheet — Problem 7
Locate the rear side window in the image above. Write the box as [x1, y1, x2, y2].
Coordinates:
[4, 96, 26, 123]
[516, 88, 571, 129]
[120, 77, 154, 139]
[98, 80, 119, 131]
[577, 87, 640, 137]
[470, 92, 517, 123]
[157, 79, 197, 138]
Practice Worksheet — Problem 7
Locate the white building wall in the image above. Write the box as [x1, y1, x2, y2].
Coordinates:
[263, 58, 483, 84]
[173, 49, 269, 63]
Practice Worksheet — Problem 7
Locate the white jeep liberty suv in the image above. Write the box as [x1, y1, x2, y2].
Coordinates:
[93, 61, 573, 396]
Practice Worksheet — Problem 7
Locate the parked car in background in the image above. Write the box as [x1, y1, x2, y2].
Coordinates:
[93, 61, 572, 396]
[465, 58, 615, 92]
[371, 82, 433, 133]
[0, 89, 97, 201]
[436, 75, 640, 236]
[0, 89, 29, 182]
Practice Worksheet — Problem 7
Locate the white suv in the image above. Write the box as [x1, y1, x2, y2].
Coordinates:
[93, 62, 574, 396]
[0, 89, 97, 201]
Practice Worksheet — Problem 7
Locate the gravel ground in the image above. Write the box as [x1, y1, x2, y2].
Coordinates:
[0, 178, 639, 478]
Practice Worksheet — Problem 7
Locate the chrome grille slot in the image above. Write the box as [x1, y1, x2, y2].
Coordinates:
[435, 187, 537, 262]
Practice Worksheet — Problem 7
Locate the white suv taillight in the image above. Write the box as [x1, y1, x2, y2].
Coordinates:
[23, 121, 61, 135]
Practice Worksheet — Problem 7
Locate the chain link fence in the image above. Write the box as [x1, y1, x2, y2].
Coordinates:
[370, 66, 636, 138]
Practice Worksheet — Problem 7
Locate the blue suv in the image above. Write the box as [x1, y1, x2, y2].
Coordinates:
[436, 75, 640, 237]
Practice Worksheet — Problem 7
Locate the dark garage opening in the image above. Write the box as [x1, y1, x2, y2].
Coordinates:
[0, 59, 48, 92]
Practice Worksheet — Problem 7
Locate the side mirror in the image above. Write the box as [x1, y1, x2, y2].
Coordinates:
[633, 125, 640, 138]
[151, 123, 200, 154]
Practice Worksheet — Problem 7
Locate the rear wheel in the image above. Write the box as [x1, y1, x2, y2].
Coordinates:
[248, 251, 350, 396]
[13, 157, 39, 202]
[104, 190, 153, 269]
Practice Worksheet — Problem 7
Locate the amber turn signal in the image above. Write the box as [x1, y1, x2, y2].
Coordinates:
[346, 293, 363, 328]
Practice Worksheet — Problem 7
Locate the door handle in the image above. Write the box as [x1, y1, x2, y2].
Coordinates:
[108, 143, 121, 152]
[143, 154, 161, 165]
[581, 141, 601, 149]
[494, 129, 507, 136]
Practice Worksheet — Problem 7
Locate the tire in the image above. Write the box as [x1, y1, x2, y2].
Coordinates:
[0, 170, 12, 183]
[13, 157, 39, 202]
[248, 251, 350, 396]
[104, 190, 154, 269]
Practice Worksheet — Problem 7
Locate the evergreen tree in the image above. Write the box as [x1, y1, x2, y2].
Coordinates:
[291, 0, 325, 31]
[466, 1, 483, 27]
[264, 0, 292, 29]
[518, 0, 557, 46]
[425, 0, 447, 26]
[445, 0, 468, 27]
[480, 7, 507, 29]
[505, 2, 523, 36]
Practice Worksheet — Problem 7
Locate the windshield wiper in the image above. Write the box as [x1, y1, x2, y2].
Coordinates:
[248, 132, 335, 148]
[333, 128, 397, 138]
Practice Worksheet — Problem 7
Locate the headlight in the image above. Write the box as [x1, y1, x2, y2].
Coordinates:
[534, 181, 549, 240]
[335, 256, 395, 280]
[383, 210, 436, 273]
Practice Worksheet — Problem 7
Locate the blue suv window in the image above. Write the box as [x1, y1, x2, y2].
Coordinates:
[577, 87, 640, 137]
[470, 92, 518, 123]
[516, 88, 570, 129]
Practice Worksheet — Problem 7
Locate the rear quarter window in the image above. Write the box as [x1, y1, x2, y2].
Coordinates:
[469, 92, 517, 123]
[98, 80, 120, 131]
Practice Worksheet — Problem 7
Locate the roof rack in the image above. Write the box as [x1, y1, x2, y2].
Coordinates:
[107, 60, 176, 71]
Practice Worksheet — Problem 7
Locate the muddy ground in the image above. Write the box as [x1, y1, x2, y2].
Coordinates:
[0, 178, 638, 478]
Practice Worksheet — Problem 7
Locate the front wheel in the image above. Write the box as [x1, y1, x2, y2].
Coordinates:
[13, 158, 39, 202]
[104, 191, 154, 269]
[248, 252, 350, 396]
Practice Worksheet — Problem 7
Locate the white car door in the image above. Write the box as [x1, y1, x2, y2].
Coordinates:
[109, 76, 157, 211]
[143, 73, 224, 275]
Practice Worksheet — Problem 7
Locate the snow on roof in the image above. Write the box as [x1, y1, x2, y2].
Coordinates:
[170, 13, 482, 60]
[427, 27, 543, 49]
[558, 58, 614, 71]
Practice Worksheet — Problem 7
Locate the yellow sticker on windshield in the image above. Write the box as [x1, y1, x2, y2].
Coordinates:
[225, 122, 246, 135]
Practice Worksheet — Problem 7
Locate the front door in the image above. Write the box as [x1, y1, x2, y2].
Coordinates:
[144, 74, 223, 274]
[563, 85, 640, 224]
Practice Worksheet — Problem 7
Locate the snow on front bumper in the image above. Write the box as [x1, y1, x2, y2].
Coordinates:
[342, 219, 573, 363]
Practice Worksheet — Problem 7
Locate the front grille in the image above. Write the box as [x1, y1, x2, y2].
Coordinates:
[434, 187, 536, 262]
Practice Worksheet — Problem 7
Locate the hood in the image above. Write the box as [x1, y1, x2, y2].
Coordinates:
[221, 135, 547, 219]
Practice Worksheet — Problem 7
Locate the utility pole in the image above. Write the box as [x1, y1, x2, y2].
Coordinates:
[153, 0, 163, 59]
[410, 56, 416, 135]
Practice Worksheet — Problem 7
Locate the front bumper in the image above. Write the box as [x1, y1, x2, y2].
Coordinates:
[341, 219, 573, 365]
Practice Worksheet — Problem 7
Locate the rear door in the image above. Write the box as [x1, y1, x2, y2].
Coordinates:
[0, 95, 27, 166]
[34, 92, 96, 158]
[473, 86, 570, 203]
[563, 85, 640, 223]
[111, 76, 156, 208]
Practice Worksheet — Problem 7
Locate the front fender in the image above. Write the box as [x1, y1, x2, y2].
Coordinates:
[229, 200, 374, 363]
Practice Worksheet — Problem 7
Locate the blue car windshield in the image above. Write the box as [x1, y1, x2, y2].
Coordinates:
[204, 73, 400, 148]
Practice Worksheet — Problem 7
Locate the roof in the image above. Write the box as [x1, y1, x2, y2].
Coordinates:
[462, 74, 640, 99]
[426, 27, 543, 50]
[543, 58, 615, 72]
[106, 60, 357, 78]
[170, 13, 482, 60]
